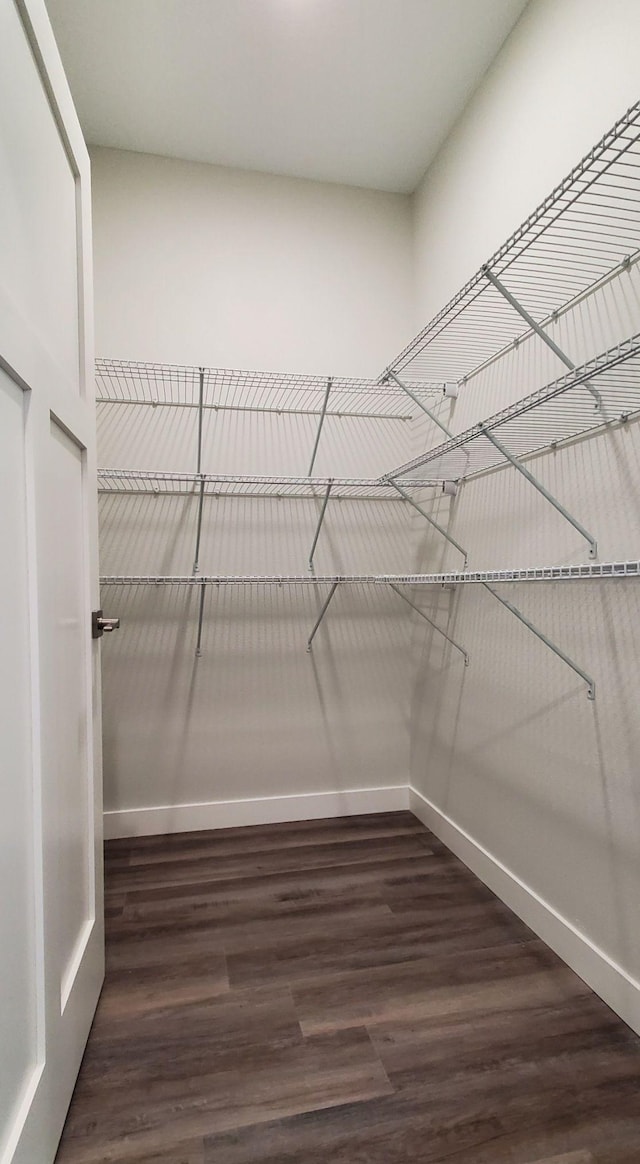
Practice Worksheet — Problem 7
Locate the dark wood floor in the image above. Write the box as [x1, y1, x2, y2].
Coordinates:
[56, 812, 640, 1164]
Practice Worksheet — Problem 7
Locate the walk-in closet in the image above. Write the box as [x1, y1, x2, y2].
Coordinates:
[4, 2, 640, 1162]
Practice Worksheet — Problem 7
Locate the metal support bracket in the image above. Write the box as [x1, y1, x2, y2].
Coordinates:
[479, 423, 598, 558]
[308, 479, 334, 570]
[192, 477, 206, 574]
[306, 581, 339, 651]
[387, 479, 468, 567]
[389, 584, 469, 665]
[482, 267, 602, 407]
[193, 367, 206, 575]
[195, 581, 206, 657]
[483, 582, 595, 699]
[385, 369, 454, 438]
[196, 366, 205, 474]
[308, 377, 333, 475]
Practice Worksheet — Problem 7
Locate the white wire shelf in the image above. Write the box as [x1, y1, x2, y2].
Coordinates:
[387, 333, 640, 482]
[96, 360, 443, 421]
[382, 101, 640, 385]
[97, 470, 446, 500]
[100, 561, 640, 586]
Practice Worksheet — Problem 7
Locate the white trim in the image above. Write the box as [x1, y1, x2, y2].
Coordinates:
[104, 785, 409, 839]
[409, 786, 640, 1037]
[104, 782, 640, 1037]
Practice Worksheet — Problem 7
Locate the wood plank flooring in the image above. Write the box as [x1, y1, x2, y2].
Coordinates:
[56, 812, 640, 1163]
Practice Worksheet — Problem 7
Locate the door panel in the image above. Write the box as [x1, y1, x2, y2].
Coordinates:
[0, 3, 103, 1162]
[0, 0, 79, 389]
[0, 373, 42, 1164]
[46, 420, 93, 1011]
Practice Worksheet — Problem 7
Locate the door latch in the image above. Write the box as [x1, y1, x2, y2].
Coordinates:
[92, 610, 121, 639]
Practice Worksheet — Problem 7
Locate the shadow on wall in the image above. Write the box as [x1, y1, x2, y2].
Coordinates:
[404, 248, 640, 991]
[101, 580, 413, 817]
[98, 493, 420, 577]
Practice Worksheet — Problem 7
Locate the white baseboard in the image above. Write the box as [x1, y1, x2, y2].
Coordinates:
[409, 786, 640, 1038]
[104, 784, 409, 839]
[103, 780, 640, 1037]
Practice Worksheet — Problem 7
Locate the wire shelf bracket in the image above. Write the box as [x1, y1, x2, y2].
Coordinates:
[306, 581, 339, 651]
[387, 478, 468, 566]
[482, 583, 595, 700]
[482, 267, 603, 408]
[195, 581, 206, 657]
[388, 583, 469, 665]
[307, 377, 333, 475]
[385, 369, 455, 439]
[478, 422, 598, 558]
[192, 367, 206, 575]
[308, 479, 334, 570]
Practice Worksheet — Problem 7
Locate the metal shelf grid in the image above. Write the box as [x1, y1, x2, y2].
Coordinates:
[95, 106, 640, 688]
[97, 469, 446, 500]
[387, 333, 640, 482]
[95, 360, 442, 421]
[383, 101, 640, 384]
[100, 561, 640, 587]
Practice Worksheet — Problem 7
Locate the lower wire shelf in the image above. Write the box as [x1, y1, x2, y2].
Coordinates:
[100, 560, 640, 586]
[100, 559, 640, 698]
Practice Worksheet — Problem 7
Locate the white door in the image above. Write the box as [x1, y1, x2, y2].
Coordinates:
[0, 2, 104, 1162]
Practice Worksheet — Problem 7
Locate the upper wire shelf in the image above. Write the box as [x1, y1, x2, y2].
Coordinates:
[382, 101, 640, 384]
[97, 469, 445, 500]
[96, 359, 442, 421]
[386, 333, 640, 481]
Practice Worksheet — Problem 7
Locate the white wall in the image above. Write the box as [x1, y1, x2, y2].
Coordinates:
[91, 148, 416, 832]
[91, 146, 414, 376]
[408, 0, 640, 1033]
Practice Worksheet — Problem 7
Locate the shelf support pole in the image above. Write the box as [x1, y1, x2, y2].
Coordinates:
[306, 582, 339, 651]
[192, 478, 206, 574]
[308, 479, 334, 570]
[192, 367, 206, 575]
[196, 367, 205, 473]
[478, 423, 598, 558]
[308, 377, 333, 475]
[387, 479, 468, 567]
[482, 583, 595, 699]
[389, 584, 469, 665]
[195, 581, 207, 657]
[482, 267, 602, 406]
[385, 370, 454, 438]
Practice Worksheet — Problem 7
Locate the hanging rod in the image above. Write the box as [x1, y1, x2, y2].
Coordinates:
[100, 560, 640, 586]
[96, 397, 413, 422]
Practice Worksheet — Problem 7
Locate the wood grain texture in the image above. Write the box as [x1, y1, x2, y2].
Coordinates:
[56, 812, 640, 1163]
